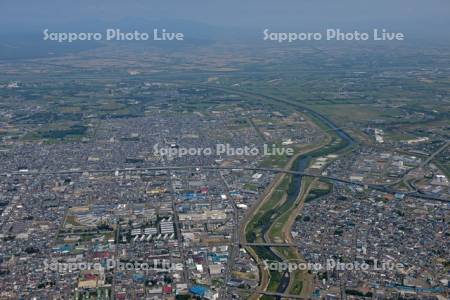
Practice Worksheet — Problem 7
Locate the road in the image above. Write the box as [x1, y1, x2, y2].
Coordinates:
[3, 165, 447, 202]
[389, 140, 450, 193]
[229, 287, 308, 299]
[419, 140, 450, 168]
[217, 169, 240, 300]
[166, 170, 190, 285]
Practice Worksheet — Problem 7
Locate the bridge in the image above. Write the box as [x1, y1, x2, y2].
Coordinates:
[240, 242, 297, 247]
[229, 287, 308, 299]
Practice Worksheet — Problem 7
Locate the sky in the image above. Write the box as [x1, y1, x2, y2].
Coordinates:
[0, 0, 449, 41]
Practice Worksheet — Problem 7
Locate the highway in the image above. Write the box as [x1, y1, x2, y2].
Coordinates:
[419, 140, 449, 168]
[389, 140, 450, 193]
[2, 165, 448, 202]
[241, 243, 297, 247]
[229, 287, 308, 299]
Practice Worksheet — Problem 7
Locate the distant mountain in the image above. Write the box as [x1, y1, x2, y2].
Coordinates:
[0, 18, 258, 60]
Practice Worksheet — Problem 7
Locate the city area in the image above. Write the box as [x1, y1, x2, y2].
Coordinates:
[0, 24, 449, 300]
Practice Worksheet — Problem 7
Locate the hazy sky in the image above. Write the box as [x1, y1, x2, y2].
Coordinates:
[0, 0, 449, 38]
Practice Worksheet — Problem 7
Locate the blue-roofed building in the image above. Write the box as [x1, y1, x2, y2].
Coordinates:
[132, 273, 145, 283]
[394, 192, 405, 200]
[190, 285, 207, 297]
[53, 244, 73, 254]
[183, 192, 198, 201]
